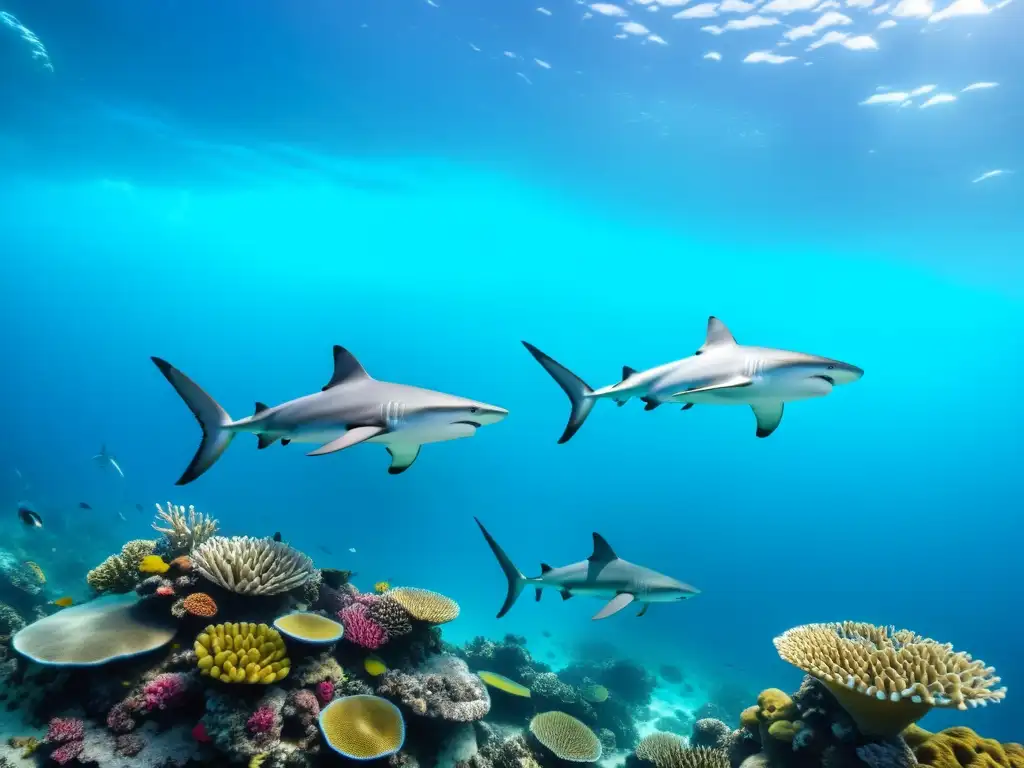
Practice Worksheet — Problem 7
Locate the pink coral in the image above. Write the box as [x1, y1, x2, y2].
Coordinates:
[51, 740, 84, 765]
[247, 706, 277, 735]
[155, 585, 175, 596]
[46, 717, 85, 744]
[106, 701, 138, 733]
[316, 679, 334, 705]
[338, 603, 388, 649]
[143, 673, 187, 711]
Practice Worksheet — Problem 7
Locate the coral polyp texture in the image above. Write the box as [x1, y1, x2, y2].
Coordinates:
[773, 621, 1007, 736]
[12, 593, 177, 666]
[273, 612, 344, 644]
[181, 591, 218, 618]
[152, 501, 220, 554]
[192, 535, 316, 596]
[319, 695, 406, 760]
[636, 736, 730, 768]
[529, 711, 603, 762]
[87, 539, 157, 593]
[387, 586, 460, 624]
[194, 622, 290, 683]
[912, 726, 1024, 768]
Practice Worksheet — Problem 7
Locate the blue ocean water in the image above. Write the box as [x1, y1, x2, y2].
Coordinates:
[1, 0, 1021, 748]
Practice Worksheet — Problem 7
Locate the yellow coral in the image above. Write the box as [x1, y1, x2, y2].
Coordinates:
[773, 622, 1006, 737]
[193, 622, 290, 684]
[249, 755, 268, 768]
[529, 711, 603, 762]
[740, 706, 760, 731]
[903, 724, 934, 749]
[767, 721, 801, 743]
[388, 587, 460, 624]
[913, 727, 1024, 768]
[756, 688, 797, 723]
[273, 612, 344, 644]
[139, 555, 170, 574]
[319, 695, 405, 760]
[87, 540, 157, 593]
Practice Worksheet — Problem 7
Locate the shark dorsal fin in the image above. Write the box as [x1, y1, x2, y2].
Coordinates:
[540, 563, 553, 574]
[254, 402, 269, 416]
[622, 366, 637, 380]
[589, 533, 618, 563]
[696, 316, 737, 355]
[323, 346, 371, 391]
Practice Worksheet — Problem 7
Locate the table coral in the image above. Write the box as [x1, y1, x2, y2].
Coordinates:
[388, 587, 460, 625]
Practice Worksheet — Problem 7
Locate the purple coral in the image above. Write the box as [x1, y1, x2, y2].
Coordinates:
[247, 706, 277, 736]
[143, 673, 188, 711]
[339, 603, 389, 649]
[317, 680, 335, 705]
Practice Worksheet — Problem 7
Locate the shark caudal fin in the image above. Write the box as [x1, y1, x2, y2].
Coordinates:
[151, 358, 235, 486]
[474, 517, 528, 619]
[521, 342, 596, 444]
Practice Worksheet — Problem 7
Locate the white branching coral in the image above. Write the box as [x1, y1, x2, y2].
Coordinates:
[193, 536, 316, 596]
[152, 502, 219, 555]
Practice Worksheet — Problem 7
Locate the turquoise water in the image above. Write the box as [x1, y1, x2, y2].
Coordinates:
[2, 0, 1022, 754]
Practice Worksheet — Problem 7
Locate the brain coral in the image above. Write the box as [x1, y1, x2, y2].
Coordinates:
[529, 711, 603, 763]
[193, 536, 315, 596]
[12, 593, 177, 666]
[773, 622, 1006, 737]
[87, 540, 157, 593]
[388, 587, 460, 624]
[195, 622, 290, 683]
[913, 727, 1024, 768]
[319, 695, 405, 760]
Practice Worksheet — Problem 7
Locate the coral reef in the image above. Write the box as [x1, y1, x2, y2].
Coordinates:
[378, 655, 491, 722]
[529, 711, 603, 762]
[387, 587, 461, 624]
[320, 695, 406, 759]
[193, 536, 316, 596]
[195, 622, 291, 683]
[273, 611, 344, 644]
[87, 539, 156, 593]
[152, 501, 220, 556]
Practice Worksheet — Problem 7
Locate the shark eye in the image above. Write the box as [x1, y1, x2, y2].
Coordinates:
[469, 407, 479, 413]
[827, 365, 835, 370]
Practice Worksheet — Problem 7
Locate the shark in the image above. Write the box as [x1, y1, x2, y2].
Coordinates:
[522, 316, 863, 443]
[474, 517, 700, 620]
[151, 345, 508, 485]
[92, 444, 125, 478]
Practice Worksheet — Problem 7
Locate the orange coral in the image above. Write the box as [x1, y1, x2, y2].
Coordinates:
[182, 592, 217, 618]
[170, 556, 193, 573]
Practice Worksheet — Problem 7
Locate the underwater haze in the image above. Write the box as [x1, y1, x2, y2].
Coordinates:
[1, 0, 1022, 760]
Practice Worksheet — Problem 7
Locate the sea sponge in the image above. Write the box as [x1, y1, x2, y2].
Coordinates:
[529, 711, 603, 762]
[193, 536, 315, 596]
[181, 592, 218, 618]
[478, 671, 532, 697]
[319, 695, 406, 760]
[87, 540, 157, 593]
[194, 622, 290, 684]
[767, 721, 801, 743]
[902, 724, 934, 749]
[139, 555, 170, 575]
[773, 622, 1006, 737]
[273, 612, 344, 644]
[388, 587, 460, 624]
[913, 727, 1024, 768]
[740, 706, 760, 731]
[757, 688, 797, 722]
[152, 502, 219, 554]
[12, 593, 177, 666]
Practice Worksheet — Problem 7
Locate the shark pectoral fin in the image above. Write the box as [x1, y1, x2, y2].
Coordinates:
[592, 592, 634, 620]
[751, 402, 784, 438]
[257, 434, 279, 450]
[322, 345, 372, 391]
[307, 426, 385, 456]
[681, 403, 694, 411]
[535, 588, 543, 602]
[614, 398, 630, 407]
[642, 397, 661, 411]
[560, 589, 573, 601]
[386, 444, 421, 474]
[671, 375, 752, 398]
[695, 316, 738, 355]
[637, 604, 649, 617]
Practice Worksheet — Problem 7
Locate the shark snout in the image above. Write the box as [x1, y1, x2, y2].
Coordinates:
[455, 403, 508, 428]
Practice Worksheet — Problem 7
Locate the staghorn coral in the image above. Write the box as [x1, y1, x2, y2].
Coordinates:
[320, 695, 406, 760]
[367, 595, 414, 638]
[195, 622, 290, 684]
[87, 539, 156, 593]
[378, 655, 491, 722]
[529, 711, 602, 762]
[193, 536, 315, 596]
[152, 502, 219, 555]
[388, 587, 460, 624]
[912, 727, 1024, 768]
[773, 622, 1007, 737]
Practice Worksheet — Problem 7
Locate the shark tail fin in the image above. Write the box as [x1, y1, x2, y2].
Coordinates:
[151, 357, 236, 486]
[474, 517, 528, 619]
[521, 342, 596, 444]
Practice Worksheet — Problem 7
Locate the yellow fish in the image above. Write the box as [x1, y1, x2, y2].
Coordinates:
[25, 561, 46, 584]
[51, 596, 74, 608]
[364, 656, 387, 676]
[373, 580, 390, 594]
[478, 671, 531, 697]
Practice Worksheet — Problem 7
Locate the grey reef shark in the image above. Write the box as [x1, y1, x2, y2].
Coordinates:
[151, 346, 508, 485]
[522, 316, 863, 442]
[474, 517, 700, 620]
